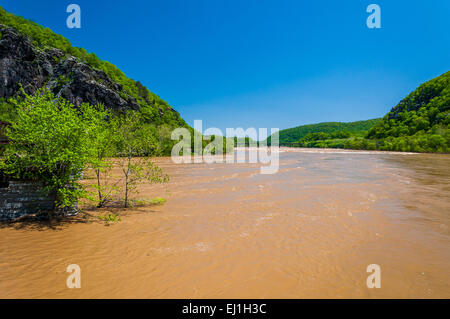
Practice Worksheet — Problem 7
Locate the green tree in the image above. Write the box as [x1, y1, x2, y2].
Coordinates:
[85, 105, 119, 208]
[114, 112, 169, 208]
[0, 88, 107, 212]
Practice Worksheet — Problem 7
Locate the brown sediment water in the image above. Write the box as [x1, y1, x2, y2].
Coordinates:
[0, 148, 449, 298]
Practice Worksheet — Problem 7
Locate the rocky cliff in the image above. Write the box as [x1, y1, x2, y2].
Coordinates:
[0, 24, 140, 111]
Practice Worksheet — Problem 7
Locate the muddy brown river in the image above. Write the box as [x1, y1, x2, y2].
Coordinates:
[0, 148, 449, 298]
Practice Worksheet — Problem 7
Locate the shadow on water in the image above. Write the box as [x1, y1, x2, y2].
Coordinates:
[0, 201, 165, 231]
[0, 212, 93, 231]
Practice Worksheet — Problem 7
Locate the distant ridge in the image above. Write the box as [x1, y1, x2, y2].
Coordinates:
[268, 119, 381, 145]
[268, 71, 449, 153]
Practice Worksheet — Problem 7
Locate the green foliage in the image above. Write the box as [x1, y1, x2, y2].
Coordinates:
[300, 131, 351, 143]
[114, 111, 160, 157]
[113, 112, 170, 208]
[57, 74, 71, 86]
[366, 71, 450, 153]
[269, 119, 382, 145]
[0, 99, 16, 122]
[80, 111, 171, 209]
[295, 131, 354, 148]
[199, 135, 236, 155]
[233, 136, 259, 147]
[98, 213, 121, 224]
[0, 88, 109, 211]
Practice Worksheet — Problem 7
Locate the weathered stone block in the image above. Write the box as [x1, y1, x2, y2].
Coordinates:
[0, 180, 77, 221]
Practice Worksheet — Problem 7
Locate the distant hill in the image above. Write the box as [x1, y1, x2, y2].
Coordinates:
[366, 71, 450, 152]
[268, 119, 381, 145]
[269, 71, 449, 153]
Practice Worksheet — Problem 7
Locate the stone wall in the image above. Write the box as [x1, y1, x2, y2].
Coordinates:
[0, 180, 78, 221]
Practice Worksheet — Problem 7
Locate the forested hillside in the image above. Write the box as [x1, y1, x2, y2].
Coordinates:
[268, 71, 449, 153]
[0, 6, 189, 155]
[366, 71, 450, 152]
[268, 119, 381, 145]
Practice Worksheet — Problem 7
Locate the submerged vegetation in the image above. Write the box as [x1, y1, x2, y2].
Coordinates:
[130, 197, 167, 207]
[98, 213, 122, 225]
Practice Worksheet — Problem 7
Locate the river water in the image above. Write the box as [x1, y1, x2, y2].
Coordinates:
[0, 148, 449, 298]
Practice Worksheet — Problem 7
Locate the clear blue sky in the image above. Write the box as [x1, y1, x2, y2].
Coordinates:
[2, 0, 450, 131]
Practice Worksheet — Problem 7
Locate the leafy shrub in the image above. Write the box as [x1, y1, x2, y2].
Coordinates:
[0, 88, 109, 211]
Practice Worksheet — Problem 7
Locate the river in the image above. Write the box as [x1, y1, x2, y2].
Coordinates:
[0, 148, 449, 298]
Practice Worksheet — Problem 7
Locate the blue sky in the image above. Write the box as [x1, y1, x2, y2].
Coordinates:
[2, 0, 449, 132]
